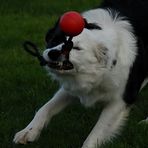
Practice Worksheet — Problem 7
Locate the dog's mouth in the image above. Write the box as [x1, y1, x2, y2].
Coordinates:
[46, 42, 74, 71]
[47, 60, 74, 70]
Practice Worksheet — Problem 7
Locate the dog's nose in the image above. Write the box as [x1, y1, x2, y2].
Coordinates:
[48, 49, 61, 61]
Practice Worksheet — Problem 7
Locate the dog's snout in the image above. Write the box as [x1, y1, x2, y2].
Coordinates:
[48, 50, 61, 61]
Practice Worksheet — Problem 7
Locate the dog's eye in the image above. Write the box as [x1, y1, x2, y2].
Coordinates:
[73, 46, 82, 51]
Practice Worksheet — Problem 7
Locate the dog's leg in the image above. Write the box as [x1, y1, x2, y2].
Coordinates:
[140, 78, 148, 91]
[82, 99, 129, 148]
[139, 117, 148, 124]
[13, 88, 75, 144]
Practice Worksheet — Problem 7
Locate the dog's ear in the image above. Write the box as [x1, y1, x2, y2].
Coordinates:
[94, 45, 108, 66]
[45, 18, 66, 48]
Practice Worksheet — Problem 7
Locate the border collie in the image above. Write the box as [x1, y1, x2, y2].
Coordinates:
[14, 0, 148, 147]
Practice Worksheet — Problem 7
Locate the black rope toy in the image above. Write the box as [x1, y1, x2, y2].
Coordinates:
[23, 41, 47, 66]
[23, 36, 73, 67]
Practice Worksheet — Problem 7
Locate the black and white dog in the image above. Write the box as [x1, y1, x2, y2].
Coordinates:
[14, 0, 148, 147]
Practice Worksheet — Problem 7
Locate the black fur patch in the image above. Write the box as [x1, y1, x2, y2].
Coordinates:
[45, 18, 66, 48]
[123, 38, 148, 104]
[111, 59, 117, 69]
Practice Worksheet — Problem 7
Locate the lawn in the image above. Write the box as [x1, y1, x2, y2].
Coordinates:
[0, 0, 148, 148]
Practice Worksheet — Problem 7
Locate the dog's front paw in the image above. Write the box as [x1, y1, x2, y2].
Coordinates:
[13, 127, 41, 144]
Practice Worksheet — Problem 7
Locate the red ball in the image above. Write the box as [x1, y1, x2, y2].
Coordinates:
[59, 11, 85, 36]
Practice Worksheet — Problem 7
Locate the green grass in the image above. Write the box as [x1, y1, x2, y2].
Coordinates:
[0, 0, 148, 148]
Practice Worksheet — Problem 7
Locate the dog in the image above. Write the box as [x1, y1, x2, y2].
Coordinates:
[13, 0, 148, 147]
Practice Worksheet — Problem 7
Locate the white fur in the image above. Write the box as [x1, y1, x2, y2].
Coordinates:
[14, 9, 137, 147]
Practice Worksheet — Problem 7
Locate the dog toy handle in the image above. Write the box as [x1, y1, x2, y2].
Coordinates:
[23, 41, 47, 66]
